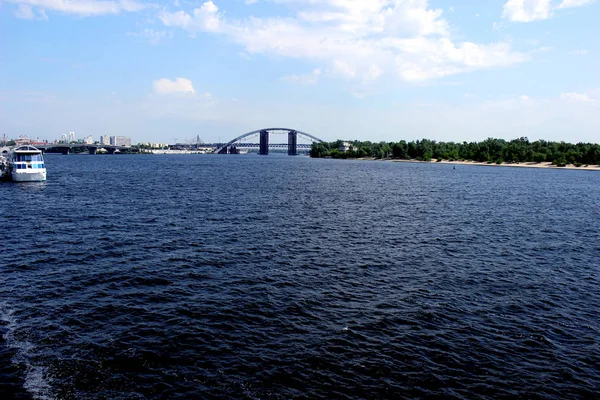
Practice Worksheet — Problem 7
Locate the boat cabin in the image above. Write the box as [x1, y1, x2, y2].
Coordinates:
[12, 146, 45, 170]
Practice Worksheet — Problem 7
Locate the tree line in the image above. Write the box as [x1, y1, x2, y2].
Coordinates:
[310, 138, 600, 167]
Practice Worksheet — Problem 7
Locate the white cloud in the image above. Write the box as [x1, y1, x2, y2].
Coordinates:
[388, 38, 527, 81]
[238, 52, 252, 60]
[13, 3, 49, 19]
[333, 60, 356, 78]
[158, 1, 526, 84]
[127, 28, 172, 44]
[502, 0, 595, 22]
[557, 0, 595, 8]
[569, 49, 589, 55]
[349, 90, 364, 99]
[560, 92, 593, 102]
[282, 68, 322, 86]
[364, 64, 383, 83]
[7, 0, 148, 17]
[159, 1, 222, 32]
[519, 95, 530, 100]
[15, 4, 35, 19]
[153, 77, 196, 95]
[502, 0, 551, 22]
[293, 0, 449, 37]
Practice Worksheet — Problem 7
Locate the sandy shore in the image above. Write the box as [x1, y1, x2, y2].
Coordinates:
[435, 160, 597, 171]
[338, 157, 600, 170]
[386, 159, 600, 171]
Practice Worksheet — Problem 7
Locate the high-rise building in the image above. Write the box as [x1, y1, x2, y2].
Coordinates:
[83, 135, 94, 144]
[68, 131, 75, 142]
[110, 136, 131, 147]
[100, 135, 110, 145]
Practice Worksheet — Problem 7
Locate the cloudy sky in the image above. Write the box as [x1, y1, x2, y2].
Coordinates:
[0, 0, 598, 144]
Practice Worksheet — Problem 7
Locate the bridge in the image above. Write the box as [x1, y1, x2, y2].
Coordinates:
[34, 143, 133, 155]
[215, 128, 323, 156]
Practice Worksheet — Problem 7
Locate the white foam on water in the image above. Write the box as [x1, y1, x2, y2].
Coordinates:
[0, 302, 55, 400]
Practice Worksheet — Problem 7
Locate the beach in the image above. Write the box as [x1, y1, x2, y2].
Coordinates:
[403, 159, 600, 171]
[368, 158, 600, 170]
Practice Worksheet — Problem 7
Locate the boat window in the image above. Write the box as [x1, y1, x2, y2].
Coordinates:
[15, 154, 41, 162]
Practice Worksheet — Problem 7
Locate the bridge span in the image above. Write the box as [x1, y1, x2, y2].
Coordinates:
[34, 144, 132, 155]
[215, 128, 323, 156]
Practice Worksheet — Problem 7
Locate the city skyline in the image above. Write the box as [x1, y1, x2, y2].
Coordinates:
[1, 0, 599, 144]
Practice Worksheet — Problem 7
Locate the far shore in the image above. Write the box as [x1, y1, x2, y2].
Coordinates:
[338, 157, 600, 171]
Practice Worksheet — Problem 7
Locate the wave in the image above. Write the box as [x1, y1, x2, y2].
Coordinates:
[0, 302, 54, 400]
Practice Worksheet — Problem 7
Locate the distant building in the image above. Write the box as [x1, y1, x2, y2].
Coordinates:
[68, 131, 75, 142]
[15, 136, 30, 145]
[61, 134, 67, 143]
[110, 136, 131, 147]
[83, 135, 94, 144]
[100, 135, 110, 145]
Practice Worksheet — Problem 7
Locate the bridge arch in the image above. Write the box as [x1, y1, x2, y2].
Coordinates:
[215, 128, 324, 155]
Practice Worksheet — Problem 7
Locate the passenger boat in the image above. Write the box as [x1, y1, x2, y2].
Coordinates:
[9, 145, 47, 182]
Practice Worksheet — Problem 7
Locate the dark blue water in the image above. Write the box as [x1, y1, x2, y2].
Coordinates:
[1, 154, 599, 399]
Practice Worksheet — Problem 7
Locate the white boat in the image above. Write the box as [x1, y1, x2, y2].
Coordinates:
[9, 145, 47, 182]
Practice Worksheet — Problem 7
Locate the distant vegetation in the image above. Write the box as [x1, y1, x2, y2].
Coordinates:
[310, 138, 600, 167]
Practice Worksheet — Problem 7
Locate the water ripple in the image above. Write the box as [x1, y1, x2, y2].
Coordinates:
[1, 155, 599, 399]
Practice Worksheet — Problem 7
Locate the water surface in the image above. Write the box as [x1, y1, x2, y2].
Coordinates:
[1, 154, 599, 399]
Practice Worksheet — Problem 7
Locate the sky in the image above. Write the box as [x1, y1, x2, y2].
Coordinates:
[0, 0, 599, 144]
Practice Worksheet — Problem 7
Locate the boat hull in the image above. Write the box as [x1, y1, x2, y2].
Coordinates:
[12, 170, 47, 182]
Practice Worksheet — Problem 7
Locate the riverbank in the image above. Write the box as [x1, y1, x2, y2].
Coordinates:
[333, 157, 600, 170]
[394, 159, 600, 171]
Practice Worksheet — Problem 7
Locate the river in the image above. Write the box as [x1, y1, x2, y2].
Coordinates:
[1, 154, 599, 399]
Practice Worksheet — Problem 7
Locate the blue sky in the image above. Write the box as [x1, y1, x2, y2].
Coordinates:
[0, 0, 598, 144]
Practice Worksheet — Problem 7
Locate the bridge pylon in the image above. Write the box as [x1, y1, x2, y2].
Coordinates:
[288, 131, 297, 156]
[259, 130, 269, 155]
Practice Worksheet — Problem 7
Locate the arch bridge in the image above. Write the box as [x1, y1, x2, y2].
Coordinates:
[215, 128, 323, 155]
